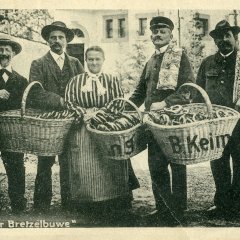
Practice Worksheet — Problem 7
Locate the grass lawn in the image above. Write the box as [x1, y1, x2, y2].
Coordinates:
[1, 151, 240, 228]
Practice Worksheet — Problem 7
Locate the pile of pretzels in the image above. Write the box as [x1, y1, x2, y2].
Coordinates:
[148, 105, 235, 126]
[35, 110, 75, 119]
[89, 108, 140, 131]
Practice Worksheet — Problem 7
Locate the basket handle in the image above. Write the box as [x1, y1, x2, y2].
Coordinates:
[21, 81, 44, 117]
[106, 97, 143, 123]
[178, 82, 213, 119]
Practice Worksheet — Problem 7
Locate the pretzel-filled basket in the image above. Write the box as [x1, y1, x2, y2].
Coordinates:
[86, 98, 147, 160]
[0, 81, 75, 156]
[145, 83, 240, 165]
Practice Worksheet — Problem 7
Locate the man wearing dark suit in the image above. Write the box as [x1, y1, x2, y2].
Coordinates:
[196, 20, 240, 218]
[129, 16, 194, 226]
[0, 34, 28, 213]
[29, 21, 84, 211]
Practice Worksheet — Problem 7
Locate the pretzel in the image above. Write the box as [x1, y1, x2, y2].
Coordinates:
[215, 110, 227, 118]
[159, 114, 171, 125]
[164, 105, 183, 115]
[178, 115, 188, 124]
[182, 108, 189, 114]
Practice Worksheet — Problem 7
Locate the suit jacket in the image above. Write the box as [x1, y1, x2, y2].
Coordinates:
[196, 50, 237, 108]
[0, 70, 28, 112]
[129, 51, 195, 111]
[29, 51, 84, 110]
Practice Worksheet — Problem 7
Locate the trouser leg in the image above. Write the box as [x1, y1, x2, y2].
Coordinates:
[148, 136, 172, 212]
[58, 151, 70, 208]
[128, 159, 140, 191]
[1, 151, 26, 211]
[33, 156, 55, 209]
[171, 163, 187, 212]
[210, 154, 232, 209]
[229, 121, 240, 208]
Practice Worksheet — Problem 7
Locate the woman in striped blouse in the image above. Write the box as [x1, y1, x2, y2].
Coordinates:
[65, 46, 139, 222]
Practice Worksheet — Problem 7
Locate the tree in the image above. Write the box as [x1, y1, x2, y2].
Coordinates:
[115, 41, 148, 93]
[0, 10, 53, 42]
[180, 11, 206, 77]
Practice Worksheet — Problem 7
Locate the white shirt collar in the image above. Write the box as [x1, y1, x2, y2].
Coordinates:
[0, 64, 12, 73]
[220, 50, 234, 58]
[155, 44, 169, 54]
[50, 50, 65, 62]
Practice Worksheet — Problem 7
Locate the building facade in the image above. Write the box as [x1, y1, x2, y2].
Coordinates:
[53, 9, 239, 74]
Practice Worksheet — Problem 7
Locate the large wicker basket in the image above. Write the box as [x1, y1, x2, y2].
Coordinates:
[145, 83, 240, 165]
[86, 98, 147, 160]
[0, 81, 74, 156]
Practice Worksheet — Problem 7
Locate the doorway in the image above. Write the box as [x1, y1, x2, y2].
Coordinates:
[66, 43, 85, 68]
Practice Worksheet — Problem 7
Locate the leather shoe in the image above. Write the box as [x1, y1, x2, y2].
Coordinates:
[143, 210, 181, 227]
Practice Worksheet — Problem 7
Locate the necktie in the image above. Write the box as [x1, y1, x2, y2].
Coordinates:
[57, 56, 64, 70]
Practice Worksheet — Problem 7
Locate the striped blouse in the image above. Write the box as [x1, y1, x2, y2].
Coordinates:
[65, 72, 124, 109]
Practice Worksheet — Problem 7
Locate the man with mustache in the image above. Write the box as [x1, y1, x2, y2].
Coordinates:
[128, 16, 194, 226]
[29, 21, 84, 212]
[0, 34, 28, 213]
[196, 20, 240, 218]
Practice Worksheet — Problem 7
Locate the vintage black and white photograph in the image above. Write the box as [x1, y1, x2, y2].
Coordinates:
[1, 0, 240, 238]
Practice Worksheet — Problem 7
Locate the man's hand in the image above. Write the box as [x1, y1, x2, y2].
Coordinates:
[0, 89, 10, 100]
[150, 101, 167, 111]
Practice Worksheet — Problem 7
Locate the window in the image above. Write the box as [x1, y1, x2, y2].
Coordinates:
[106, 19, 113, 38]
[138, 18, 147, 36]
[194, 13, 209, 37]
[195, 19, 208, 36]
[103, 14, 128, 42]
[118, 18, 126, 38]
[135, 13, 163, 38]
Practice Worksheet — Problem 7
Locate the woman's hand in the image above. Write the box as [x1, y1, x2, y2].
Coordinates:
[150, 101, 167, 111]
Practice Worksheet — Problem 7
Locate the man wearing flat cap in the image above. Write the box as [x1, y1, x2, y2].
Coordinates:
[196, 20, 240, 218]
[0, 34, 28, 213]
[29, 21, 84, 212]
[129, 16, 194, 225]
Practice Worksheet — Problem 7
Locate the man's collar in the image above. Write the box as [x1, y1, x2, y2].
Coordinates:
[0, 64, 12, 73]
[220, 50, 234, 58]
[50, 50, 65, 61]
[155, 44, 169, 54]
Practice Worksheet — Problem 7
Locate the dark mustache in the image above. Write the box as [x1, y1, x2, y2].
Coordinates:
[51, 42, 62, 48]
[153, 36, 163, 41]
[219, 41, 232, 47]
[0, 55, 10, 60]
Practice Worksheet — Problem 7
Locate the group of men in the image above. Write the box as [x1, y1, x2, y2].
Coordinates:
[1, 15, 240, 226]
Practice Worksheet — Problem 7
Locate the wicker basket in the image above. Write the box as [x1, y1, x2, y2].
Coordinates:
[145, 83, 240, 165]
[86, 98, 147, 160]
[0, 81, 74, 156]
